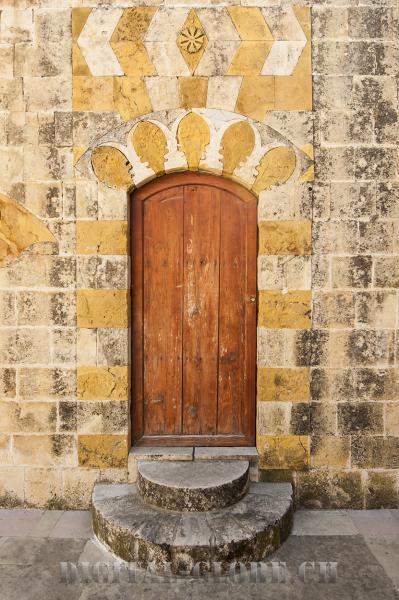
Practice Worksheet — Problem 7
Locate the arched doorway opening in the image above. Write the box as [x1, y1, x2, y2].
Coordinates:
[131, 172, 257, 446]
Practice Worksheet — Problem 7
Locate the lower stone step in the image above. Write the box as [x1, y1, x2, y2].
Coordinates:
[137, 460, 249, 511]
[92, 481, 293, 575]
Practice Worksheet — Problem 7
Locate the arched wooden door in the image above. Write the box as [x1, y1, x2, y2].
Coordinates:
[131, 173, 257, 446]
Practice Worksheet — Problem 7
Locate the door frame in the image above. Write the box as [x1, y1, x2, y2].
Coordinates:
[130, 171, 258, 447]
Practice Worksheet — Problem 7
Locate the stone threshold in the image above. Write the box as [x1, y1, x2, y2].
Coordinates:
[128, 446, 259, 482]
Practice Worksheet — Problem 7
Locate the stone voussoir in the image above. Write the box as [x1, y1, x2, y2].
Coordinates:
[137, 460, 249, 511]
[92, 481, 294, 575]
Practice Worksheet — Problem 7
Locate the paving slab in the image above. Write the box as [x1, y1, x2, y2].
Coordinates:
[49, 510, 93, 539]
[28, 510, 64, 538]
[0, 537, 87, 565]
[292, 510, 358, 536]
[364, 535, 399, 592]
[0, 509, 45, 536]
[348, 509, 399, 538]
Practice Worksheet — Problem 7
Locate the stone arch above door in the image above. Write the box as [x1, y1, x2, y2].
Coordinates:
[75, 109, 313, 199]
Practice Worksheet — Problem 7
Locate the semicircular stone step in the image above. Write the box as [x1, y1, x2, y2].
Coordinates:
[92, 481, 293, 575]
[137, 460, 249, 511]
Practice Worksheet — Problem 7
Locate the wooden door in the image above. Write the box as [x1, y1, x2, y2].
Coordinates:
[131, 173, 257, 446]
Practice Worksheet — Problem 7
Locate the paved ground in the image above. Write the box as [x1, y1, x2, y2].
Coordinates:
[0, 508, 398, 599]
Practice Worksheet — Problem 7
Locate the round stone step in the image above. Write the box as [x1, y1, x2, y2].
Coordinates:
[92, 481, 294, 575]
[137, 460, 249, 511]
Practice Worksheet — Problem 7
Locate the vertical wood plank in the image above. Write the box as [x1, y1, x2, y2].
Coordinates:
[143, 189, 183, 435]
[218, 192, 249, 434]
[182, 184, 220, 434]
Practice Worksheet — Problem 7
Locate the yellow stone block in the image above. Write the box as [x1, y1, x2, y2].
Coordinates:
[113, 76, 152, 122]
[177, 112, 210, 170]
[259, 290, 312, 329]
[221, 121, 255, 175]
[77, 289, 129, 328]
[72, 8, 92, 41]
[76, 221, 128, 255]
[111, 7, 157, 41]
[72, 43, 91, 76]
[132, 122, 167, 176]
[252, 146, 296, 194]
[235, 76, 275, 121]
[274, 43, 312, 111]
[293, 6, 311, 42]
[73, 146, 87, 165]
[111, 41, 156, 76]
[77, 367, 129, 401]
[73, 77, 114, 112]
[228, 7, 273, 40]
[178, 77, 208, 109]
[259, 220, 312, 255]
[228, 42, 273, 76]
[257, 435, 310, 470]
[0, 194, 55, 268]
[300, 144, 314, 182]
[258, 368, 310, 402]
[78, 434, 128, 468]
[91, 146, 133, 190]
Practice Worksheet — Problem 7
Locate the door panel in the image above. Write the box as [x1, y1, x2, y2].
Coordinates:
[132, 173, 256, 446]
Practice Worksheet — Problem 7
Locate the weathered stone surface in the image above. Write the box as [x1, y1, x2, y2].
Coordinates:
[92, 481, 293, 574]
[137, 460, 249, 511]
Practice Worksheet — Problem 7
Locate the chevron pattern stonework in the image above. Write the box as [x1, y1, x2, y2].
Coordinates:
[72, 5, 311, 122]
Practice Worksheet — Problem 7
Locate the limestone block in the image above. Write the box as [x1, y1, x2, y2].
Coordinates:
[62, 467, 100, 509]
[73, 76, 114, 112]
[313, 291, 355, 329]
[78, 434, 128, 468]
[257, 328, 285, 368]
[0, 78, 24, 111]
[355, 291, 397, 329]
[257, 402, 290, 435]
[0, 466, 24, 505]
[145, 76, 179, 112]
[25, 467, 63, 508]
[332, 256, 372, 289]
[206, 76, 242, 112]
[386, 404, 399, 436]
[52, 328, 77, 365]
[19, 368, 76, 400]
[91, 146, 133, 190]
[338, 402, 384, 435]
[77, 366, 129, 401]
[311, 436, 350, 469]
[0, 9, 33, 44]
[77, 328, 97, 366]
[374, 257, 399, 288]
[98, 184, 128, 220]
[0, 44, 13, 79]
[77, 289, 129, 328]
[0, 368, 16, 398]
[13, 434, 77, 467]
[0, 400, 57, 434]
[77, 400, 128, 434]
[0, 329, 50, 364]
[113, 77, 152, 122]
[24, 77, 72, 112]
[97, 328, 129, 366]
[258, 255, 311, 290]
[78, 256, 128, 290]
[0, 435, 12, 466]
[16, 291, 76, 326]
[365, 471, 398, 509]
[352, 436, 399, 469]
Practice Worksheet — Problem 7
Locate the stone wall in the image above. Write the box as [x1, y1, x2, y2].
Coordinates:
[0, 0, 397, 509]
